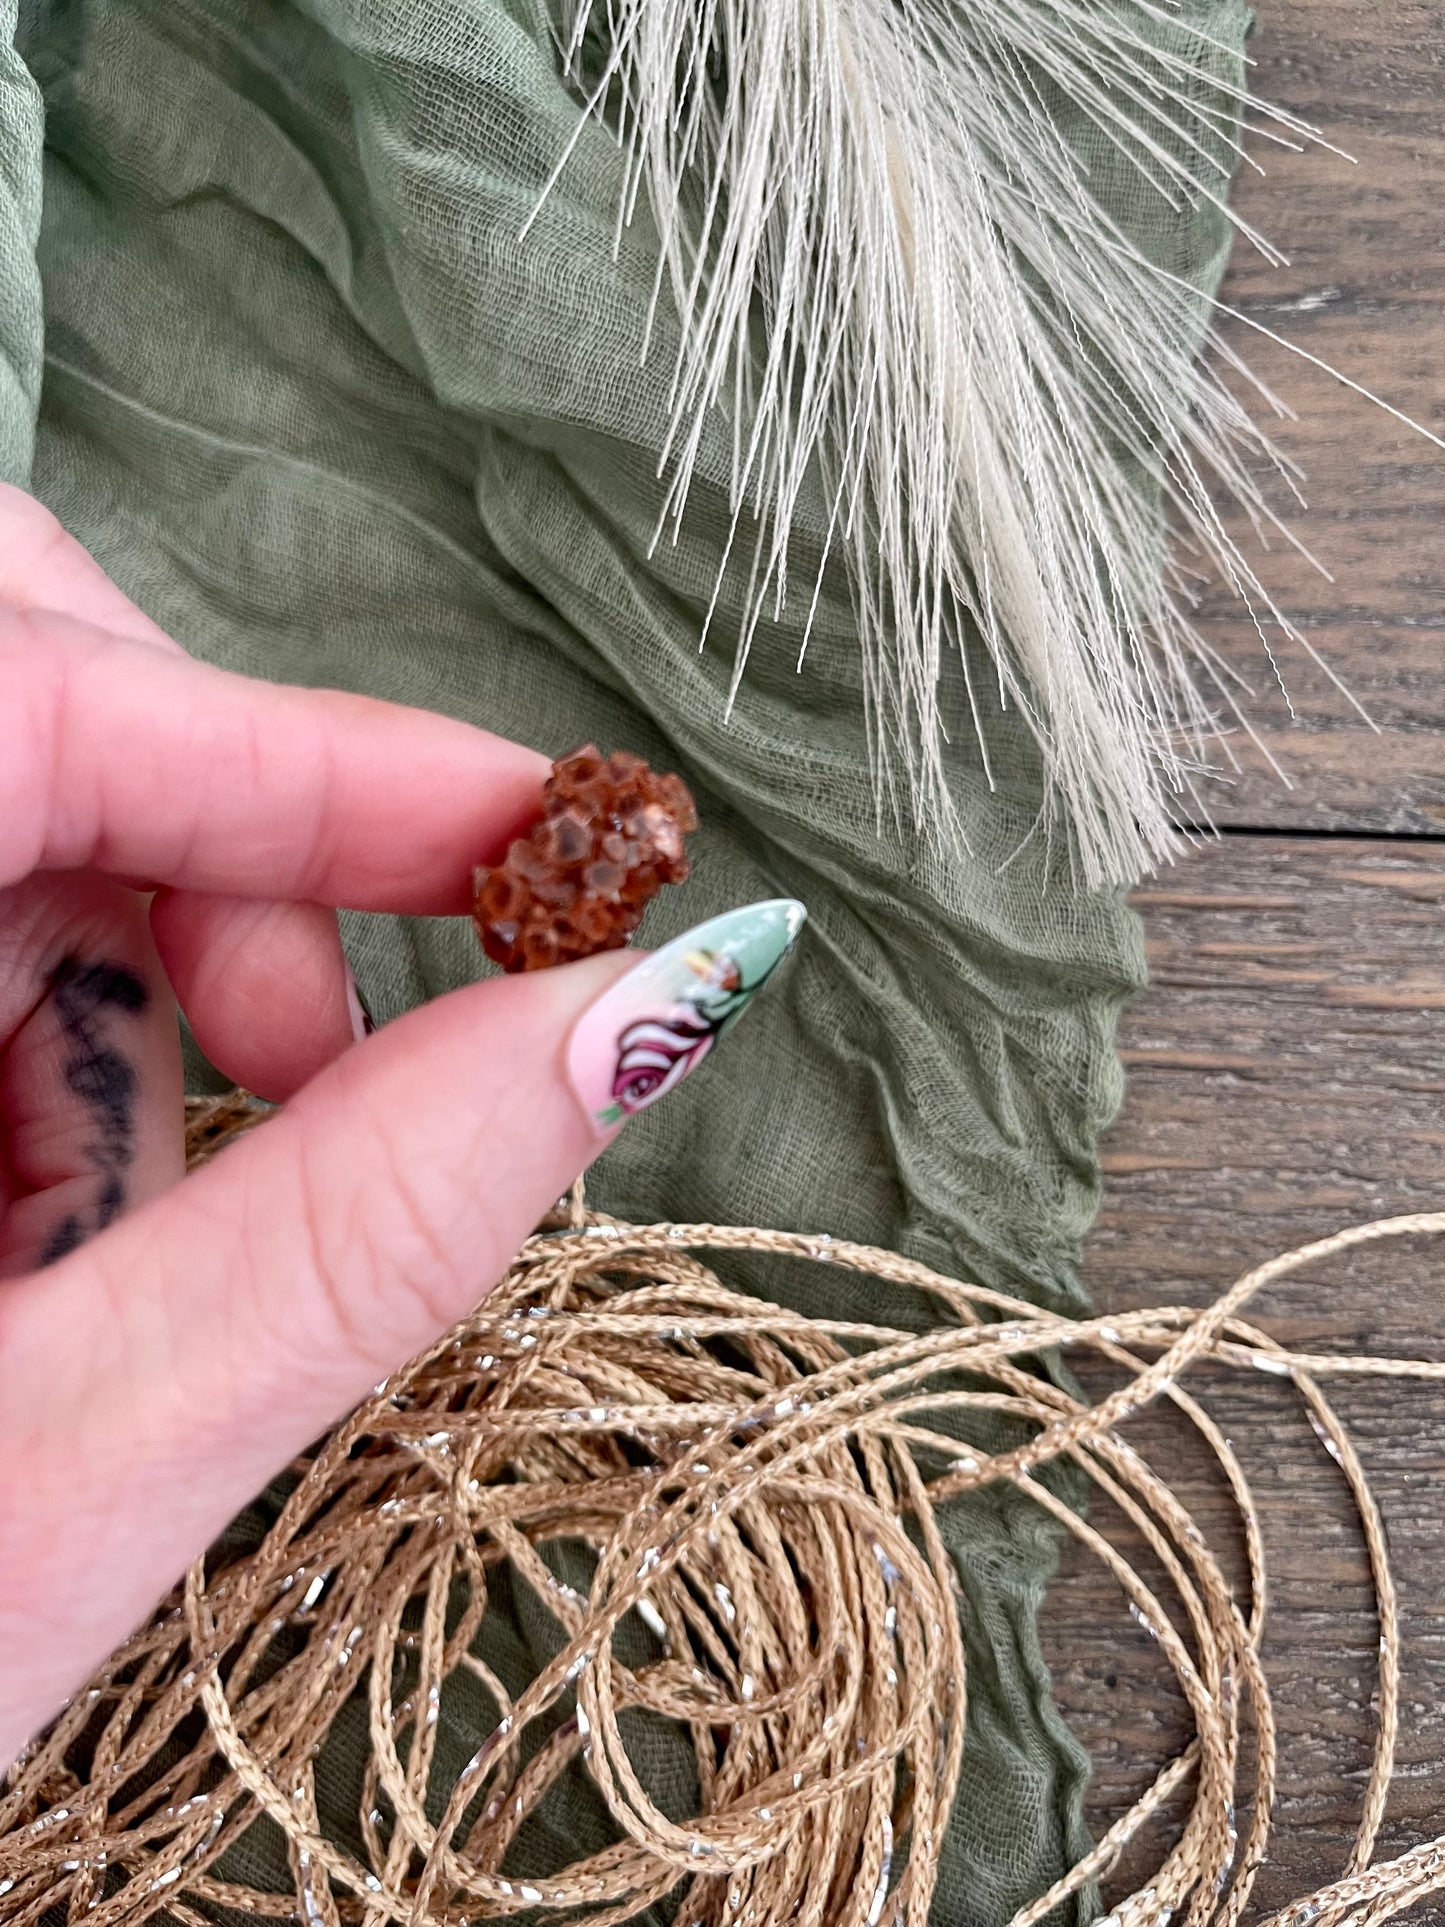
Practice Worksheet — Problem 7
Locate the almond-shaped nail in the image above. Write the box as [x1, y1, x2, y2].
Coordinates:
[344, 967, 374, 1041]
[568, 899, 806, 1132]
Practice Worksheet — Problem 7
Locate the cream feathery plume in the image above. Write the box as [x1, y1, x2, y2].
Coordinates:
[533, 0, 1440, 886]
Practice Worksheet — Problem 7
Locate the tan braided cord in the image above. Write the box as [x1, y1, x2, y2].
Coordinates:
[3, 1094, 1445, 1927]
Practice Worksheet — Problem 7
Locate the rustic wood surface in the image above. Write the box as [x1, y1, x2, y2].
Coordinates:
[1190, 0, 1445, 833]
[1043, 839, 1445, 1912]
[1038, 1, 1445, 1912]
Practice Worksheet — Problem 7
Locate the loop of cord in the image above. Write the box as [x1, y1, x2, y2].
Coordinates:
[2, 1095, 1444, 1927]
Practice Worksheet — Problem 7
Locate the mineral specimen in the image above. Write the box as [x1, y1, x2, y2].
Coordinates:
[472, 746, 699, 973]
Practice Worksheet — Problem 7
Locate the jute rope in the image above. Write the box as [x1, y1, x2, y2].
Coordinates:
[3, 1093, 1445, 1927]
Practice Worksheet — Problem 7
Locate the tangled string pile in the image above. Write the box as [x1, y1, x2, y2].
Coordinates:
[5, 1098, 1445, 1927]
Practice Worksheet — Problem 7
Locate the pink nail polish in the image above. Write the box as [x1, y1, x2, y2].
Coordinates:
[344, 969, 373, 1042]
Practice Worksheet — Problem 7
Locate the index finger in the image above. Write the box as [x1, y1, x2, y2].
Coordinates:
[1, 609, 549, 912]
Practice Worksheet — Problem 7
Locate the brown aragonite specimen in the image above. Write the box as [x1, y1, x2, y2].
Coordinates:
[473, 746, 699, 972]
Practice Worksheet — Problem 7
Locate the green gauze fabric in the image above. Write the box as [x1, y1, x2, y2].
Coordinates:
[1, 1, 1248, 1918]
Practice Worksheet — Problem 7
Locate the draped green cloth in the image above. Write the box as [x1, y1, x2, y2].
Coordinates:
[1, 1, 1248, 1917]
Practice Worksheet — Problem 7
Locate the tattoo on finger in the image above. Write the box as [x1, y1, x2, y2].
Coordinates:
[38, 957, 149, 1267]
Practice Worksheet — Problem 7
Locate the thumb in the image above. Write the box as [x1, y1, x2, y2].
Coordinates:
[0, 901, 803, 1760]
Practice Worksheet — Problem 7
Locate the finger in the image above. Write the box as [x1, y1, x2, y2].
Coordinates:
[0, 899, 803, 1758]
[1, 608, 548, 910]
[150, 890, 359, 1102]
[0, 485, 182, 652]
[0, 517, 350, 1054]
[0, 875, 184, 1277]
[0, 951, 624, 1756]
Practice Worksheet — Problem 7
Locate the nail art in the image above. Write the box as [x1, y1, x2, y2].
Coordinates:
[344, 969, 375, 1041]
[568, 899, 806, 1130]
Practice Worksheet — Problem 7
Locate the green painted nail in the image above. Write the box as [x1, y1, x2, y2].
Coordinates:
[567, 899, 806, 1131]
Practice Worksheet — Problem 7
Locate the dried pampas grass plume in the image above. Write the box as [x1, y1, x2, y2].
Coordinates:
[533, 0, 1443, 887]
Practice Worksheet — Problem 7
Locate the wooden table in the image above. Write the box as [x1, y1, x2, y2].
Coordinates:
[1040, 2, 1445, 1910]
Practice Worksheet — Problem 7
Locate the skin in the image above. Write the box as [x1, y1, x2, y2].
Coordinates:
[0, 484, 634, 1763]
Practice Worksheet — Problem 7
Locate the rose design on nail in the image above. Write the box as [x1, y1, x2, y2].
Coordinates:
[610, 949, 750, 1116]
[574, 901, 805, 1131]
[612, 1009, 715, 1113]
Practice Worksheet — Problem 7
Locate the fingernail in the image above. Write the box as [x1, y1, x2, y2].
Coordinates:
[567, 899, 805, 1133]
[344, 967, 374, 1042]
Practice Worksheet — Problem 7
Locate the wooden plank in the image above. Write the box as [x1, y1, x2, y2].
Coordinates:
[1184, 0, 1445, 831]
[1040, 834, 1445, 1912]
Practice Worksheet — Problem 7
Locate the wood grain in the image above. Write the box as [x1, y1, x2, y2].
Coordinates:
[1186, 0, 1445, 830]
[1035, 2, 1445, 1905]
[1041, 833, 1445, 1914]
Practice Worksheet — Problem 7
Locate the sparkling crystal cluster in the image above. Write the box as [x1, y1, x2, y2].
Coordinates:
[472, 746, 698, 972]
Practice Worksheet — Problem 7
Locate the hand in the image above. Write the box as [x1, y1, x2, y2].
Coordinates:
[0, 489, 782, 1765]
